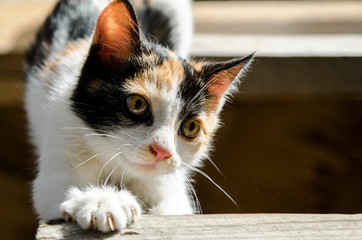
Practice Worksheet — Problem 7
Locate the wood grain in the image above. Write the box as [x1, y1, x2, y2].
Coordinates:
[36, 214, 362, 239]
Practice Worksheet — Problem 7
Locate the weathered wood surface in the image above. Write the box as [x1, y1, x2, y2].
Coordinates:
[36, 214, 362, 240]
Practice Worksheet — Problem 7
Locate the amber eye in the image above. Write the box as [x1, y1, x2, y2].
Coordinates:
[180, 119, 201, 139]
[126, 94, 150, 118]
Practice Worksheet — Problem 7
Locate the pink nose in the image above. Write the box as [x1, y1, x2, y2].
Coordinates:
[150, 143, 172, 162]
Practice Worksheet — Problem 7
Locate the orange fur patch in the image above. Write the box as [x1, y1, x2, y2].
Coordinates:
[44, 58, 58, 72]
[60, 39, 89, 58]
[189, 60, 207, 72]
[155, 57, 185, 87]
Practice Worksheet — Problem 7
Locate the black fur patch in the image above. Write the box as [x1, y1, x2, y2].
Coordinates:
[25, 0, 98, 72]
[178, 59, 207, 119]
[71, 45, 155, 132]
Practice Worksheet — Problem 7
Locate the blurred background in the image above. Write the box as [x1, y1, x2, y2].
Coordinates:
[1, 0, 362, 239]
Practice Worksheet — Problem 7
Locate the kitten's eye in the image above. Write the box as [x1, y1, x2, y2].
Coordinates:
[126, 94, 150, 118]
[180, 119, 201, 139]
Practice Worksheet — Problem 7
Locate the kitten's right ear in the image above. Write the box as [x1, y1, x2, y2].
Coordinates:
[200, 54, 254, 112]
[92, 0, 140, 63]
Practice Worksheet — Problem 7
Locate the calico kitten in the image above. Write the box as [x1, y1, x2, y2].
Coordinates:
[24, 0, 252, 233]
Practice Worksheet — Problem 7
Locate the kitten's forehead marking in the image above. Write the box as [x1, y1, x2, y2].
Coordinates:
[156, 57, 185, 87]
[125, 55, 185, 95]
[146, 50, 185, 87]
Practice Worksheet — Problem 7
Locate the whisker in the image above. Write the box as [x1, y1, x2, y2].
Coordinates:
[104, 167, 116, 186]
[60, 126, 134, 139]
[63, 148, 96, 161]
[205, 156, 226, 180]
[116, 143, 133, 152]
[67, 148, 115, 175]
[120, 168, 127, 189]
[131, 146, 139, 164]
[60, 126, 94, 131]
[83, 133, 127, 140]
[181, 162, 239, 210]
[185, 179, 202, 214]
[59, 126, 109, 135]
[68, 142, 132, 182]
[97, 151, 123, 184]
[103, 145, 131, 186]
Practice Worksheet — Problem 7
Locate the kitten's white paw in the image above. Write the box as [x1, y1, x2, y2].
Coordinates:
[60, 186, 141, 233]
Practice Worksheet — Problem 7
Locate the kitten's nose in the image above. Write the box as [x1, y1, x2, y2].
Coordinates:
[150, 143, 172, 162]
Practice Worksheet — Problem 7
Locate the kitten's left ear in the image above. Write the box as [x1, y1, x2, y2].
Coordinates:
[201, 54, 254, 111]
[92, 0, 140, 63]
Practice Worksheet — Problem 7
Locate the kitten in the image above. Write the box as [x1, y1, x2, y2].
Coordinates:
[24, 0, 252, 233]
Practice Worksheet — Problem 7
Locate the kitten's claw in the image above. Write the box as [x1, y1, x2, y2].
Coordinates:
[90, 213, 96, 230]
[107, 213, 116, 232]
[129, 206, 137, 225]
[63, 212, 72, 222]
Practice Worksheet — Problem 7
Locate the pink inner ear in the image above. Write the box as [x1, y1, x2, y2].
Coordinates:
[93, 1, 139, 62]
[207, 64, 244, 109]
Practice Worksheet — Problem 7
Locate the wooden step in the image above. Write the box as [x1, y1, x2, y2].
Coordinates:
[36, 214, 362, 240]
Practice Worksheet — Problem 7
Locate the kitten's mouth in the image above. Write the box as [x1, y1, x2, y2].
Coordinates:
[127, 157, 178, 175]
[139, 162, 158, 169]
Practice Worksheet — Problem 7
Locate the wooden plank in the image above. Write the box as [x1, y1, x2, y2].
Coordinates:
[192, 34, 362, 57]
[1, 1, 362, 54]
[36, 214, 362, 239]
[194, 1, 362, 34]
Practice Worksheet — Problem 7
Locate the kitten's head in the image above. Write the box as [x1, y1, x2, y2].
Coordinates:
[72, 0, 252, 178]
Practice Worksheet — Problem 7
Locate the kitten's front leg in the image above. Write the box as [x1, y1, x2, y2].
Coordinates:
[60, 186, 141, 233]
